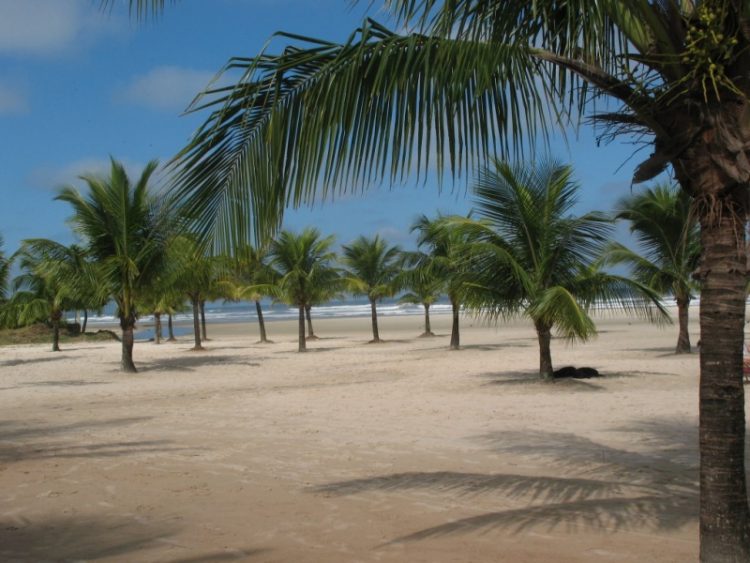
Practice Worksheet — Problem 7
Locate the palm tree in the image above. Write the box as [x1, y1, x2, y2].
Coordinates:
[606, 184, 700, 354]
[123, 0, 750, 556]
[168, 235, 216, 351]
[304, 267, 343, 340]
[219, 243, 277, 343]
[411, 215, 472, 350]
[342, 235, 401, 343]
[9, 240, 95, 351]
[268, 228, 337, 352]
[57, 159, 170, 372]
[460, 160, 665, 379]
[0, 234, 10, 304]
[398, 261, 444, 337]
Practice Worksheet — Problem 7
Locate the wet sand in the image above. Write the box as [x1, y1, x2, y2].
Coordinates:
[0, 311, 713, 561]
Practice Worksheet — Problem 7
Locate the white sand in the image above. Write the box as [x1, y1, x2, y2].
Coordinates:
[0, 310, 716, 561]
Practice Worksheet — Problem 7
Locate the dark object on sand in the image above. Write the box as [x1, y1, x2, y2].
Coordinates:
[553, 366, 601, 379]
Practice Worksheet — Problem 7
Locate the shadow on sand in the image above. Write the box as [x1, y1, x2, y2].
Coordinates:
[308, 417, 705, 544]
[139, 355, 261, 372]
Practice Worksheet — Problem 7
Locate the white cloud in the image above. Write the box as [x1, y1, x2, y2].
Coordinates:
[118, 66, 216, 112]
[0, 0, 119, 56]
[27, 157, 169, 192]
[0, 82, 28, 115]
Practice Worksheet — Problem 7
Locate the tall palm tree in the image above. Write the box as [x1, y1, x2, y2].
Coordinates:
[459, 160, 666, 379]
[606, 184, 700, 354]
[342, 235, 401, 343]
[268, 228, 337, 352]
[122, 0, 750, 557]
[57, 159, 170, 372]
[411, 215, 472, 350]
[398, 261, 443, 337]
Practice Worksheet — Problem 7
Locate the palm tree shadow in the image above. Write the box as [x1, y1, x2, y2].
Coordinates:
[0, 515, 177, 561]
[0, 356, 68, 367]
[307, 417, 703, 544]
[139, 355, 261, 372]
[478, 371, 606, 391]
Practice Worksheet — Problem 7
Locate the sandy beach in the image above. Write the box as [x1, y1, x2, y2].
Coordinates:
[0, 310, 716, 561]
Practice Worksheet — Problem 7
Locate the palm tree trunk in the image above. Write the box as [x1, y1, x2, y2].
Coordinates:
[154, 312, 162, 345]
[120, 315, 137, 372]
[449, 298, 460, 350]
[167, 313, 176, 342]
[370, 299, 380, 342]
[535, 320, 553, 380]
[255, 300, 268, 343]
[421, 303, 433, 337]
[675, 297, 691, 354]
[305, 304, 317, 340]
[696, 199, 750, 561]
[297, 305, 306, 352]
[200, 299, 209, 341]
[51, 311, 61, 352]
[191, 298, 203, 351]
[81, 309, 88, 333]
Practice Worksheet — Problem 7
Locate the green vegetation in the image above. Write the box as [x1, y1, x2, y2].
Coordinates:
[56, 159, 171, 372]
[606, 184, 700, 354]
[342, 235, 401, 343]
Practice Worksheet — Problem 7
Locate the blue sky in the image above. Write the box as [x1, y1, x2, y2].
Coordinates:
[0, 0, 652, 257]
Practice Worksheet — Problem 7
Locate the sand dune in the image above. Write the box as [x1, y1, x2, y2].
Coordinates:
[0, 311, 715, 561]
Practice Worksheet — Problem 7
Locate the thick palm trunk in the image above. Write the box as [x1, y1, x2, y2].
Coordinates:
[51, 311, 61, 352]
[305, 304, 318, 340]
[191, 298, 203, 351]
[675, 297, 691, 354]
[255, 300, 268, 343]
[154, 312, 162, 345]
[449, 298, 460, 350]
[696, 202, 750, 561]
[369, 299, 380, 342]
[200, 300, 209, 341]
[82, 309, 88, 333]
[297, 305, 306, 352]
[167, 313, 176, 342]
[673, 128, 750, 561]
[120, 315, 137, 373]
[420, 303, 434, 337]
[535, 321, 553, 380]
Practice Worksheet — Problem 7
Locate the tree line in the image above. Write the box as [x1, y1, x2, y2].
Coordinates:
[0, 158, 698, 379]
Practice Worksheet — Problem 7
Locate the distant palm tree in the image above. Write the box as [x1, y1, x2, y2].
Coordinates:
[304, 266, 344, 340]
[605, 184, 700, 354]
[268, 228, 337, 352]
[411, 215, 473, 350]
[398, 259, 444, 337]
[460, 160, 665, 379]
[342, 235, 401, 343]
[57, 159, 170, 372]
[10, 240, 94, 351]
[219, 244, 277, 343]
[168, 235, 216, 351]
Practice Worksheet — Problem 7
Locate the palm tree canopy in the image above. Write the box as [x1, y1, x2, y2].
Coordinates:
[268, 228, 338, 307]
[56, 159, 171, 320]
[153, 1, 750, 248]
[411, 214, 474, 301]
[606, 183, 700, 300]
[342, 235, 401, 302]
[459, 160, 666, 340]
